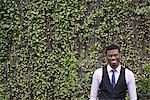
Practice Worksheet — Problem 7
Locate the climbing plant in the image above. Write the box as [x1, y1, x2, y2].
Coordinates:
[0, 0, 149, 99]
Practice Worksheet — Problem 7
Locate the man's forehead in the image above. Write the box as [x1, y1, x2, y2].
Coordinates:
[106, 49, 119, 54]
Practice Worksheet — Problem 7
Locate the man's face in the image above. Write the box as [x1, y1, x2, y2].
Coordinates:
[106, 49, 120, 69]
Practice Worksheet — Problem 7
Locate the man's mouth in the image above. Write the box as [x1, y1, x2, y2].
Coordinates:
[111, 60, 117, 64]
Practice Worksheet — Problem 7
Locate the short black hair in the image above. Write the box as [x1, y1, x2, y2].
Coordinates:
[105, 44, 120, 54]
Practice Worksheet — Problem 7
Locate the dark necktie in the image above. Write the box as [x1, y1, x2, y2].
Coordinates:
[111, 69, 116, 88]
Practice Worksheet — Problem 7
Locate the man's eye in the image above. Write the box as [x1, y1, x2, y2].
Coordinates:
[114, 54, 118, 56]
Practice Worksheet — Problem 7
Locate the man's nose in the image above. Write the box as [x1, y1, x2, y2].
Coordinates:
[112, 56, 115, 59]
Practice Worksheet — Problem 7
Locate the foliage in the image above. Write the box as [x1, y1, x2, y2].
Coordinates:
[0, 0, 150, 99]
[136, 62, 150, 94]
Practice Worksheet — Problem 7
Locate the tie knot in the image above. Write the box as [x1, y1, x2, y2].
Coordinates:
[111, 69, 116, 73]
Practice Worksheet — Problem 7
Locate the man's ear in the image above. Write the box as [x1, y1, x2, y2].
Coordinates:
[104, 55, 108, 62]
[119, 53, 121, 59]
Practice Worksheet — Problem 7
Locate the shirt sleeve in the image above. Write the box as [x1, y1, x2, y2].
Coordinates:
[89, 69, 102, 100]
[126, 69, 137, 100]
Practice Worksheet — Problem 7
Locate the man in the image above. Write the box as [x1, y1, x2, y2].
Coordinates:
[90, 44, 137, 100]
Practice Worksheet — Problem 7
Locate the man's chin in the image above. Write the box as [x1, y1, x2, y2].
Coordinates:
[110, 64, 117, 68]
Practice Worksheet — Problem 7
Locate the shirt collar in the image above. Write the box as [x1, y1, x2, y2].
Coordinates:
[107, 64, 121, 72]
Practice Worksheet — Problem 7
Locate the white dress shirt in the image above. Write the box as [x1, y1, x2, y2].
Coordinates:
[90, 64, 137, 100]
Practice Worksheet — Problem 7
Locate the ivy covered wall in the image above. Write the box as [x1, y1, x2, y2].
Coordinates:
[0, 0, 150, 99]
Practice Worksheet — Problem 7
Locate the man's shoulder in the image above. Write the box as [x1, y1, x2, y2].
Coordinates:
[93, 67, 103, 77]
[124, 67, 134, 75]
[94, 67, 103, 73]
